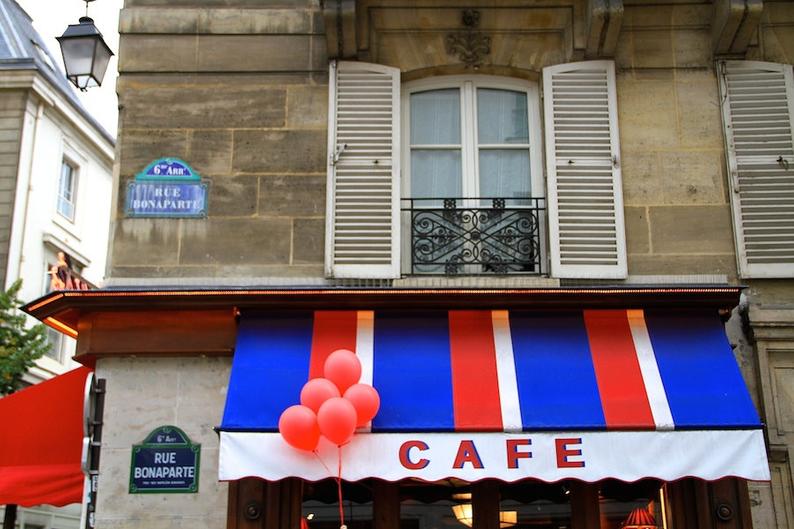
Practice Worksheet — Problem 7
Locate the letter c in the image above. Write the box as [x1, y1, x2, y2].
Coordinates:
[399, 440, 429, 470]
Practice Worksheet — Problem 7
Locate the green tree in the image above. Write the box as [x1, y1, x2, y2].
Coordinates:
[0, 279, 50, 396]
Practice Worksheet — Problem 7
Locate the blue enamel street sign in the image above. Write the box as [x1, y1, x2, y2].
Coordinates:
[130, 426, 200, 494]
[125, 158, 208, 218]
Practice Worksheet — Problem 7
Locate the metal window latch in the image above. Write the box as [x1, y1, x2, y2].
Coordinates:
[777, 156, 790, 170]
[331, 143, 347, 166]
[612, 155, 619, 168]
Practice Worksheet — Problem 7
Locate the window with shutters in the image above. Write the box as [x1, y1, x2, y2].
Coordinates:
[326, 60, 627, 280]
[400, 76, 545, 275]
[718, 60, 794, 278]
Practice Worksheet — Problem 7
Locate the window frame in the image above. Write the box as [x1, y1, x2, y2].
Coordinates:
[56, 159, 78, 223]
[401, 75, 544, 202]
[400, 75, 546, 275]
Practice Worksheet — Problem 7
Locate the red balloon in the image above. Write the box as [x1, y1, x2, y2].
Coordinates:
[278, 405, 320, 451]
[344, 384, 380, 427]
[317, 397, 357, 445]
[324, 349, 362, 393]
[300, 378, 340, 413]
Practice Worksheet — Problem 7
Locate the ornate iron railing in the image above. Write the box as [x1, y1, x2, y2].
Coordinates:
[402, 197, 545, 275]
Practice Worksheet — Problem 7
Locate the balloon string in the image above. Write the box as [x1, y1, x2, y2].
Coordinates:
[312, 450, 334, 477]
[337, 445, 345, 529]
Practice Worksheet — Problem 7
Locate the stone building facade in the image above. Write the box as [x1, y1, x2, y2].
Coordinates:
[23, 0, 794, 528]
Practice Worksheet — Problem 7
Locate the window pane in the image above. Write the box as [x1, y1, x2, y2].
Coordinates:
[46, 327, 62, 362]
[58, 198, 75, 220]
[599, 480, 663, 529]
[477, 89, 529, 144]
[401, 483, 465, 529]
[411, 89, 461, 145]
[500, 482, 572, 529]
[411, 149, 462, 199]
[58, 162, 75, 220]
[60, 162, 74, 200]
[479, 149, 530, 199]
[303, 479, 373, 529]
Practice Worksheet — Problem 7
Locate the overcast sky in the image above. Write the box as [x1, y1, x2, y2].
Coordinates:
[16, 0, 123, 137]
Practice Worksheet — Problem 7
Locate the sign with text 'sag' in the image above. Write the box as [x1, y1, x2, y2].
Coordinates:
[125, 158, 208, 218]
[130, 426, 200, 494]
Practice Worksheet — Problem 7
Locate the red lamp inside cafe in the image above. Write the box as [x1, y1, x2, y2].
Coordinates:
[621, 507, 657, 529]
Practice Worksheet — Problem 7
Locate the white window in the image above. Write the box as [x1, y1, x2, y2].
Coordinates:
[718, 60, 794, 278]
[57, 160, 77, 221]
[403, 77, 543, 203]
[45, 327, 66, 363]
[402, 77, 544, 274]
[325, 60, 627, 280]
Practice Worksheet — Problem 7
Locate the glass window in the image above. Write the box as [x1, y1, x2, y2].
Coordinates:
[57, 161, 77, 221]
[500, 482, 572, 529]
[405, 79, 537, 202]
[401, 482, 467, 529]
[410, 89, 463, 200]
[598, 480, 664, 529]
[303, 479, 374, 529]
[45, 327, 64, 363]
[403, 77, 544, 275]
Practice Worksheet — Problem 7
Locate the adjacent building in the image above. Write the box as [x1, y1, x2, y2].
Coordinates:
[0, 0, 114, 381]
[18, 0, 794, 528]
[0, 1, 114, 528]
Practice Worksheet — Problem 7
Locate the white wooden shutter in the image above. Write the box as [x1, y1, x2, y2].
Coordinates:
[543, 60, 627, 279]
[325, 61, 401, 279]
[719, 61, 794, 278]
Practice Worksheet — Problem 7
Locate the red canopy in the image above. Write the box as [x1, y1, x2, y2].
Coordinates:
[0, 367, 91, 506]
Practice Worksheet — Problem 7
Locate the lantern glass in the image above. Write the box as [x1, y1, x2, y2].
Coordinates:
[57, 16, 114, 90]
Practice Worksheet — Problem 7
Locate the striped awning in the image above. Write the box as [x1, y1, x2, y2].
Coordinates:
[219, 310, 769, 483]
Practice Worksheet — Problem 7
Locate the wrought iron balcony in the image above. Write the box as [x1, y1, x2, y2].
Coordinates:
[402, 197, 545, 275]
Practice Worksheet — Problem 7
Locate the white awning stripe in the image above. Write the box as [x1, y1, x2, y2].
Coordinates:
[626, 310, 675, 430]
[219, 430, 770, 483]
[491, 310, 523, 432]
[356, 310, 375, 432]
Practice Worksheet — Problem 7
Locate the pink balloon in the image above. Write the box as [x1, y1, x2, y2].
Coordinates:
[324, 349, 362, 393]
[278, 405, 320, 451]
[344, 384, 381, 427]
[300, 378, 340, 413]
[317, 397, 357, 445]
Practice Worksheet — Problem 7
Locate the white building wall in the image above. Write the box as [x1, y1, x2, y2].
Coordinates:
[4, 86, 113, 381]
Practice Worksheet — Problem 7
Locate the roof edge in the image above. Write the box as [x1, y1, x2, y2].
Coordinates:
[24, 286, 744, 338]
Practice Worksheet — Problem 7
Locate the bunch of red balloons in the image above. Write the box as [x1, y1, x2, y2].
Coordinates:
[278, 349, 380, 451]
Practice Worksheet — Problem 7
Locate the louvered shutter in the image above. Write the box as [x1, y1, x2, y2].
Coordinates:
[325, 61, 401, 279]
[543, 60, 627, 279]
[719, 61, 794, 278]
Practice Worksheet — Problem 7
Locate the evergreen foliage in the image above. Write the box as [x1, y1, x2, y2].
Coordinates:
[0, 280, 50, 396]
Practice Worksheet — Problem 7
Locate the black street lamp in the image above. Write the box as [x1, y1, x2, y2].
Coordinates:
[56, 0, 114, 91]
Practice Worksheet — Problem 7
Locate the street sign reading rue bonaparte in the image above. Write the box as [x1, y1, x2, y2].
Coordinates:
[125, 158, 208, 218]
[129, 425, 200, 494]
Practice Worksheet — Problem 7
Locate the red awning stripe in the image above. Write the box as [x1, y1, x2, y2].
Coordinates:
[584, 310, 655, 429]
[309, 311, 358, 380]
[449, 311, 503, 431]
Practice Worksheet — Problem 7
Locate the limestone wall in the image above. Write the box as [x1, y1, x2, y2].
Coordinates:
[95, 356, 231, 529]
[108, 0, 778, 283]
[111, 1, 327, 280]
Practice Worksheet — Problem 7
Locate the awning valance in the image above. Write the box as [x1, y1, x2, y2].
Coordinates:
[219, 310, 769, 483]
[0, 367, 91, 506]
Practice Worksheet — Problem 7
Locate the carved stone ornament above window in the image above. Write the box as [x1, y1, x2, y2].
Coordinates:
[445, 10, 492, 69]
